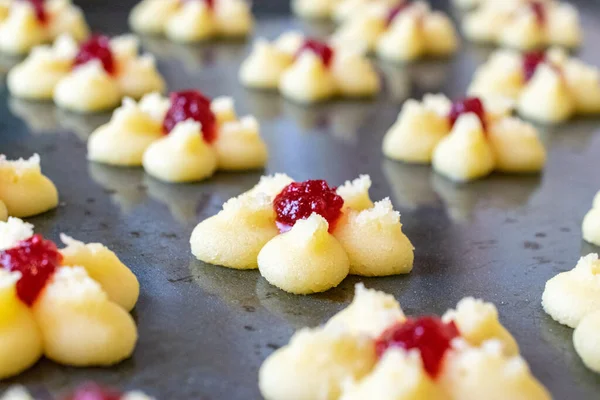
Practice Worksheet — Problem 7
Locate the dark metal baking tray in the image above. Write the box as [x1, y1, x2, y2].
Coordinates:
[2, 0, 600, 398]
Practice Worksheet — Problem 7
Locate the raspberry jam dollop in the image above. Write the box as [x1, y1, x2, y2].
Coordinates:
[297, 39, 335, 68]
[73, 35, 116, 75]
[66, 383, 122, 400]
[273, 180, 344, 233]
[448, 97, 486, 130]
[386, 3, 411, 27]
[162, 90, 218, 143]
[530, 1, 546, 25]
[376, 317, 460, 378]
[0, 234, 62, 306]
[21, 0, 48, 23]
[522, 51, 546, 81]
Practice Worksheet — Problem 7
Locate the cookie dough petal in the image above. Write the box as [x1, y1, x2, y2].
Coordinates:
[423, 12, 459, 57]
[239, 39, 294, 89]
[59, 234, 140, 312]
[165, 1, 217, 42]
[292, 0, 336, 19]
[498, 13, 545, 51]
[88, 98, 164, 166]
[279, 52, 337, 103]
[0, 200, 7, 222]
[331, 51, 380, 97]
[331, 11, 386, 53]
[0, 154, 59, 218]
[517, 64, 574, 124]
[340, 348, 445, 400]
[129, 0, 179, 35]
[190, 193, 279, 270]
[468, 50, 524, 100]
[0, 217, 34, 251]
[259, 327, 377, 400]
[47, 0, 90, 42]
[33, 267, 138, 366]
[546, 3, 582, 48]
[442, 297, 519, 356]
[214, 0, 254, 37]
[382, 96, 451, 163]
[583, 205, 600, 247]
[376, 17, 425, 62]
[336, 175, 374, 212]
[542, 254, 600, 328]
[333, 198, 414, 276]
[142, 120, 218, 183]
[54, 62, 122, 113]
[440, 341, 551, 400]
[573, 309, 600, 373]
[487, 117, 546, 173]
[563, 59, 600, 115]
[432, 114, 495, 182]
[117, 55, 166, 100]
[258, 213, 350, 294]
[325, 283, 405, 337]
[0, 271, 43, 379]
[0, 3, 47, 55]
[242, 173, 295, 200]
[213, 116, 268, 171]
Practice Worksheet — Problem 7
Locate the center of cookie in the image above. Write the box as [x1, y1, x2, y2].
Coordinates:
[375, 317, 460, 378]
[449, 97, 486, 130]
[530, 1, 547, 26]
[162, 90, 218, 143]
[74, 35, 116, 75]
[296, 39, 335, 68]
[0, 234, 62, 306]
[273, 180, 344, 233]
[386, 3, 411, 27]
[22, 0, 47, 23]
[522, 51, 546, 82]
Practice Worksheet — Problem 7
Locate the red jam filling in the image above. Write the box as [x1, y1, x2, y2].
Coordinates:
[386, 3, 411, 27]
[296, 39, 335, 68]
[448, 97, 486, 130]
[66, 383, 122, 400]
[522, 51, 546, 82]
[21, 0, 48, 24]
[0, 234, 62, 306]
[273, 180, 344, 233]
[530, 1, 546, 26]
[182, 0, 215, 9]
[162, 90, 218, 143]
[73, 35, 116, 75]
[376, 317, 460, 378]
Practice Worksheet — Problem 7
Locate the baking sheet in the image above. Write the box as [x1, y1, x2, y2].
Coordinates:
[2, 1, 600, 398]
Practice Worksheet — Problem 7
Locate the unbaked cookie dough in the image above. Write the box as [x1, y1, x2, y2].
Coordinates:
[8, 33, 165, 112]
[259, 283, 550, 400]
[382, 94, 546, 182]
[583, 191, 600, 246]
[190, 175, 414, 294]
[239, 32, 380, 103]
[2, 383, 154, 400]
[0, 217, 139, 379]
[0, 0, 89, 55]
[469, 48, 600, 124]
[0, 154, 58, 218]
[332, 1, 459, 62]
[88, 90, 268, 183]
[462, 1, 581, 50]
[129, 0, 254, 41]
[292, 0, 403, 22]
[453, 0, 551, 10]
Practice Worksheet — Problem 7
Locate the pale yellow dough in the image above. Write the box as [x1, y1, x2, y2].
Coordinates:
[279, 52, 338, 103]
[190, 194, 279, 270]
[214, 116, 268, 170]
[143, 120, 218, 183]
[573, 309, 600, 373]
[292, 0, 341, 19]
[487, 117, 546, 173]
[258, 214, 350, 294]
[336, 175, 374, 212]
[0, 154, 58, 218]
[542, 253, 600, 328]
[0, 200, 7, 222]
[583, 191, 600, 246]
[130, 0, 254, 41]
[259, 327, 377, 400]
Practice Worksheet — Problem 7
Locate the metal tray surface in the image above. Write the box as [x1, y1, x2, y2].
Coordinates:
[2, 1, 600, 399]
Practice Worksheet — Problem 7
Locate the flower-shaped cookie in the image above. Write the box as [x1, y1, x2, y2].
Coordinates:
[88, 90, 268, 183]
[259, 283, 550, 400]
[542, 254, 600, 373]
[453, 0, 550, 10]
[239, 32, 380, 103]
[0, 0, 89, 55]
[462, 0, 581, 50]
[383, 95, 546, 182]
[3, 383, 154, 400]
[0, 217, 139, 379]
[0, 154, 58, 220]
[332, 1, 458, 62]
[8, 34, 165, 112]
[190, 175, 414, 294]
[292, 0, 403, 22]
[129, 0, 253, 42]
[469, 48, 600, 124]
[583, 191, 600, 247]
